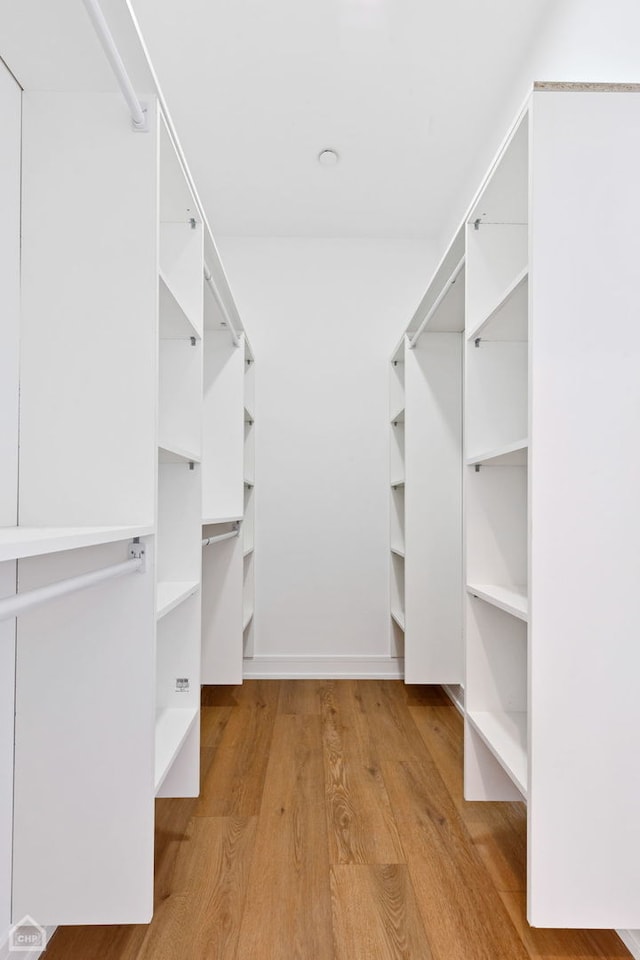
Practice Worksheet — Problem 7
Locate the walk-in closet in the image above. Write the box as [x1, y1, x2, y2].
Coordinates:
[1, 0, 640, 958]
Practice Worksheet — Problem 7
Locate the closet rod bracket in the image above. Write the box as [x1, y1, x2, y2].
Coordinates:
[128, 540, 146, 572]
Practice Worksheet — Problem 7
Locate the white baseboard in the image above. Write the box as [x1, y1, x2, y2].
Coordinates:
[442, 683, 465, 715]
[618, 929, 640, 958]
[243, 655, 405, 680]
[0, 925, 56, 959]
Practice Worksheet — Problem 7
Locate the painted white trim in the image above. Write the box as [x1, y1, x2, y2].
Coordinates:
[442, 683, 465, 715]
[0, 924, 56, 960]
[618, 930, 640, 958]
[243, 655, 405, 680]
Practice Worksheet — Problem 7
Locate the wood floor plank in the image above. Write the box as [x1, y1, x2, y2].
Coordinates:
[465, 817, 526, 893]
[500, 891, 632, 960]
[409, 702, 526, 827]
[235, 715, 334, 960]
[382, 758, 529, 960]
[321, 681, 405, 863]
[43, 896, 187, 960]
[331, 864, 433, 960]
[147, 816, 258, 960]
[403, 684, 452, 707]
[319, 679, 376, 760]
[358, 680, 436, 761]
[200, 705, 233, 749]
[195, 682, 280, 817]
[323, 753, 404, 864]
[278, 678, 323, 715]
[154, 795, 198, 903]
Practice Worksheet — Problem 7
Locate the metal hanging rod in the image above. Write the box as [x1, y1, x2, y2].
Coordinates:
[81, 0, 148, 131]
[408, 255, 465, 349]
[202, 524, 241, 548]
[0, 541, 146, 623]
[204, 262, 241, 348]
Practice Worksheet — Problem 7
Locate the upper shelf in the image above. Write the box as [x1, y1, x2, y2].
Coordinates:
[469, 111, 529, 226]
[406, 228, 466, 338]
[390, 407, 405, 424]
[466, 439, 528, 468]
[0, 525, 154, 562]
[158, 443, 201, 465]
[467, 268, 528, 343]
[159, 272, 202, 342]
[159, 114, 200, 226]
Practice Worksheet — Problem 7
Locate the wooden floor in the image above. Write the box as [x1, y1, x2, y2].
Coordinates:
[46, 681, 630, 959]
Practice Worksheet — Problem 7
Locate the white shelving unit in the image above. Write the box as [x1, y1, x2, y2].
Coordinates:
[463, 83, 640, 929]
[154, 120, 203, 801]
[0, 0, 253, 934]
[201, 273, 256, 683]
[464, 106, 530, 815]
[389, 230, 464, 683]
[388, 343, 406, 658]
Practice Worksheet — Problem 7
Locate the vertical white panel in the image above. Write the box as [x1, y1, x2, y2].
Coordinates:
[529, 90, 640, 927]
[13, 541, 155, 924]
[0, 61, 20, 527]
[158, 339, 203, 457]
[0, 61, 20, 947]
[19, 92, 157, 527]
[201, 533, 243, 684]
[405, 333, 463, 683]
[0, 563, 17, 944]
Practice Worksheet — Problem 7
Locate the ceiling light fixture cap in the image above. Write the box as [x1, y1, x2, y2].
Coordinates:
[318, 148, 340, 166]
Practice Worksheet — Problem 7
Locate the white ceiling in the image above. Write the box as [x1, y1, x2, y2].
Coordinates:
[130, 0, 555, 239]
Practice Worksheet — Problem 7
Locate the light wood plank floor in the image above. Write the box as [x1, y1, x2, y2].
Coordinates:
[46, 681, 631, 959]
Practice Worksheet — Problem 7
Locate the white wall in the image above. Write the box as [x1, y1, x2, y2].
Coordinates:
[436, 0, 640, 255]
[218, 238, 433, 673]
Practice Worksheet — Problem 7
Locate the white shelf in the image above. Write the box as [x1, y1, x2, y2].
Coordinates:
[466, 439, 528, 467]
[243, 545, 255, 558]
[158, 443, 201, 465]
[244, 406, 255, 424]
[203, 515, 243, 525]
[243, 608, 254, 631]
[0, 525, 154, 562]
[390, 479, 405, 489]
[390, 608, 405, 631]
[466, 710, 527, 797]
[390, 407, 405, 424]
[154, 707, 199, 794]
[390, 545, 405, 559]
[156, 580, 199, 620]
[159, 271, 202, 341]
[244, 479, 255, 489]
[467, 267, 529, 342]
[467, 583, 528, 621]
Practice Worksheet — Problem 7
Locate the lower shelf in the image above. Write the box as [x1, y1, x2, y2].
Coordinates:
[390, 608, 405, 631]
[155, 707, 199, 794]
[156, 580, 199, 620]
[467, 709, 527, 798]
[466, 583, 528, 621]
